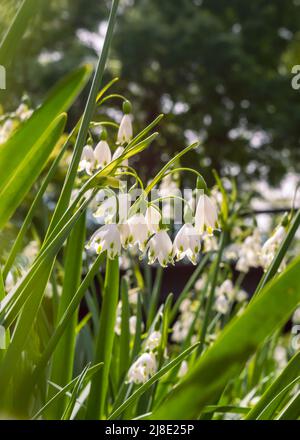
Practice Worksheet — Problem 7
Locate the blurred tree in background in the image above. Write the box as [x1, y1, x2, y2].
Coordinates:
[1, 0, 300, 186]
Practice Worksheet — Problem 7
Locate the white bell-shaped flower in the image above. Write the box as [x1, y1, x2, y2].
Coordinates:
[94, 140, 112, 169]
[118, 222, 133, 249]
[78, 145, 95, 175]
[145, 331, 161, 351]
[195, 194, 218, 235]
[215, 294, 229, 314]
[173, 223, 200, 264]
[127, 352, 157, 384]
[117, 114, 133, 144]
[87, 224, 121, 259]
[147, 230, 173, 267]
[127, 214, 149, 251]
[145, 205, 161, 234]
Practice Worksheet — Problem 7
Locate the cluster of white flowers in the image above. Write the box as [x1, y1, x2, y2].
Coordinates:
[172, 298, 199, 343]
[225, 225, 286, 273]
[127, 330, 161, 384]
[215, 279, 247, 315]
[87, 193, 219, 267]
[79, 103, 132, 175]
[0, 103, 33, 144]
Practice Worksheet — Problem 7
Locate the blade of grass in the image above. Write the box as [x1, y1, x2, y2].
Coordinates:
[86, 256, 119, 419]
[0, 0, 40, 66]
[245, 351, 300, 419]
[151, 254, 300, 419]
[48, 213, 86, 418]
[32, 363, 103, 420]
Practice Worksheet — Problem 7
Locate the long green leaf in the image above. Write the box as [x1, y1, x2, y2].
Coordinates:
[152, 255, 300, 419]
[0, 114, 66, 228]
[0, 0, 40, 66]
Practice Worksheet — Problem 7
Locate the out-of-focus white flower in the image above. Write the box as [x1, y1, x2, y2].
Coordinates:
[145, 206, 161, 234]
[236, 229, 262, 273]
[0, 119, 14, 143]
[127, 214, 149, 251]
[147, 230, 173, 267]
[5, 271, 14, 292]
[173, 223, 200, 264]
[117, 114, 133, 144]
[87, 224, 121, 259]
[202, 233, 218, 253]
[127, 352, 157, 384]
[180, 298, 192, 313]
[216, 279, 235, 301]
[260, 226, 286, 270]
[236, 289, 248, 303]
[274, 346, 287, 369]
[195, 194, 218, 235]
[129, 316, 137, 335]
[15, 103, 33, 121]
[145, 331, 161, 351]
[94, 140, 112, 168]
[178, 360, 188, 378]
[114, 316, 122, 336]
[292, 307, 300, 325]
[215, 294, 229, 314]
[195, 277, 206, 291]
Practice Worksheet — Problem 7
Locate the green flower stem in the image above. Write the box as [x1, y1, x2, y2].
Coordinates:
[197, 232, 227, 356]
[86, 256, 120, 419]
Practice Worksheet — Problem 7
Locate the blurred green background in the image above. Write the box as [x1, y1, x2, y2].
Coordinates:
[1, 0, 300, 187]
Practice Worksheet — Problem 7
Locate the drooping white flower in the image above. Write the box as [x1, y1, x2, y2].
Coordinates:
[145, 331, 161, 351]
[260, 226, 286, 270]
[178, 360, 188, 378]
[94, 140, 112, 168]
[145, 205, 161, 234]
[127, 214, 149, 251]
[195, 194, 218, 235]
[215, 294, 229, 315]
[117, 114, 133, 144]
[173, 223, 201, 264]
[147, 230, 173, 267]
[127, 352, 157, 384]
[78, 145, 95, 175]
[87, 224, 121, 259]
[118, 222, 133, 249]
